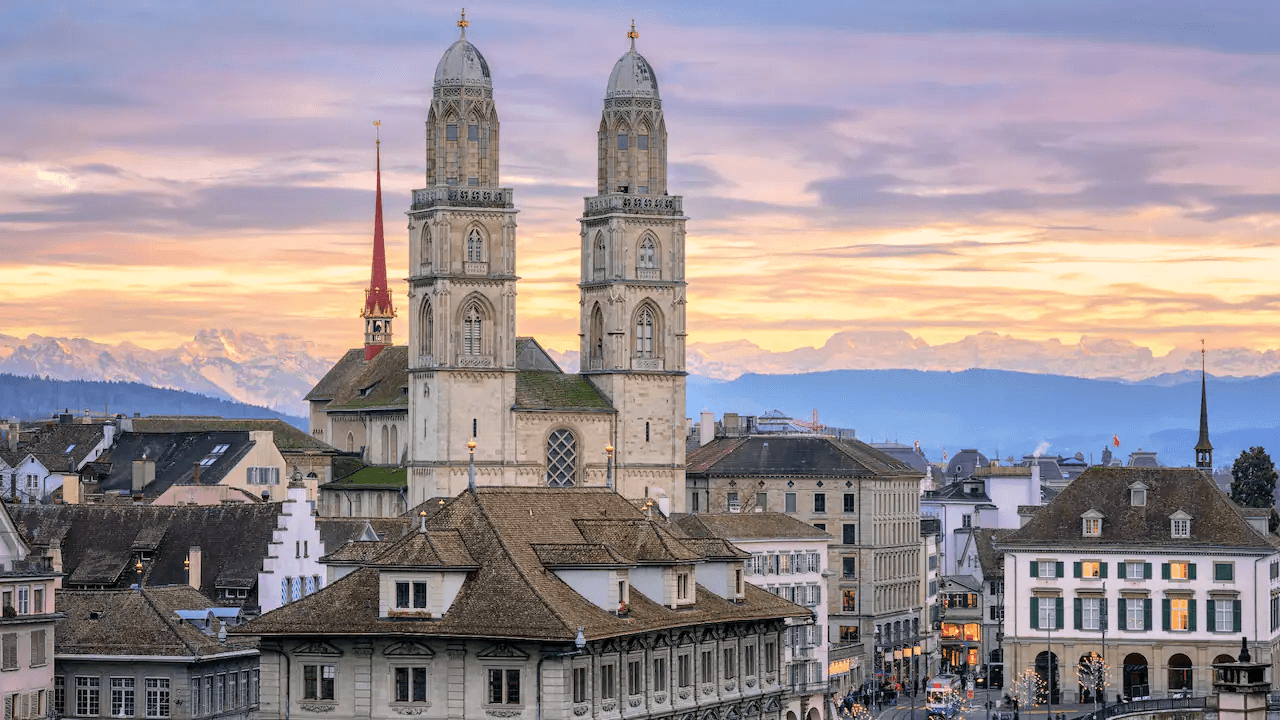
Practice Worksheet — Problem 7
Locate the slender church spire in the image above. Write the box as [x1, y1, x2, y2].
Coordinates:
[1195, 340, 1213, 470]
[362, 121, 395, 361]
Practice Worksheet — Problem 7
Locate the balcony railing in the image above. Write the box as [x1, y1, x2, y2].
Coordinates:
[1073, 695, 1206, 720]
[631, 357, 664, 371]
[586, 358, 603, 371]
[584, 193, 683, 217]
[415, 355, 435, 369]
[635, 267, 660, 280]
[411, 186, 513, 211]
[457, 355, 495, 368]
[464, 261, 488, 275]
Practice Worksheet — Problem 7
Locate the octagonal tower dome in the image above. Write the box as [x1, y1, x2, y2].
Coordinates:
[433, 16, 491, 90]
[606, 28, 660, 100]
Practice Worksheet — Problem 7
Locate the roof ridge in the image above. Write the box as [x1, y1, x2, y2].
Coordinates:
[136, 587, 203, 657]
[464, 491, 576, 638]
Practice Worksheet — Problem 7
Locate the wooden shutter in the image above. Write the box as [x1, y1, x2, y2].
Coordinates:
[1117, 598, 1126, 629]
[1161, 563, 1170, 580]
[1144, 563, 1153, 579]
[1100, 598, 1108, 630]
[1188, 599, 1197, 632]
[1207, 600, 1216, 632]
[1100, 562, 1108, 579]
[1144, 598, 1153, 630]
[1030, 597, 1039, 629]
[1234, 600, 1243, 633]
[1188, 563, 1197, 581]
[1073, 562, 1082, 579]
[1030, 561, 1039, 578]
[1055, 597, 1064, 629]
[1074, 598, 1082, 630]
[1117, 562, 1127, 579]
[1056, 562, 1064, 578]
[1162, 598, 1171, 631]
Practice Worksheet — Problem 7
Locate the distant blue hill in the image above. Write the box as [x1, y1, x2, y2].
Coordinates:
[0, 373, 306, 429]
[687, 369, 1280, 469]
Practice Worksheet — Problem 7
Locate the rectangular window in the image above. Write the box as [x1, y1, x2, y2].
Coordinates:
[637, 135, 649, 150]
[30, 629, 46, 667]
[413, 582, 427, 608]
[653, 657, 667, 692]
[1126, 562, 1144, 579]
[33, 586, 43, 614]
[764, 642, 776, 673]
[723, 648, 736, 680]
[572, 667, 587, 704]
[843, 493, 856, 513]
[487, 669, 520, 705]
[1172, 518, 1190, 537]
[446, 124, 458, 141]
[1082, 561, 1101, 579]
[784, 493, 797, 513]
[1216, 600, 1234, 631]
[677, 654, 691, 687]
[727, 491, 739, 512]
[813, 493, 826, 513]
[840, 625, 860, 642]
[701, 650, 714, 683]
[302, 665, 335, 701]
[617, 134, 629, 150]
[755, 492, 768, 511]
[842, 557, 856, 579]
[1171, 562, 1189, 580]
[396, 582, 410, 608]
[600, 664, 615, 699]
[1083, 517, 1101, 536]
[1037, 561, 1058, 579]
[1037, 599, 1057, 629]
[1171, 598, 1190, 631]
[677, 572, 690, 600]
[145, 679, 170, 719]
[77, 677, 101, 717]
[1214, 563, 1234, 582]
[468, 124, 479, 142]
[110, 677, 135, 717]
[16, 587, 28, 614]
[55, 677, 65, 716]
[961, 514, 972, 528]
[842, 589, 856, 612]
[627, 660, 642, 695]
[1271, 595, 1279, 632]
[0, 633, 14, 670]
[468, 176, 478, 186]
[743, 646, 755, 677]
[1081, 597, 1100, 630]
[842, 524, 856, 545]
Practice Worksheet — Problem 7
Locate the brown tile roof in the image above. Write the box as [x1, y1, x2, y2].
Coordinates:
[999, 467, 1277, 550]
[368, 529, 478, 569]
[239, 487, 808, 643]
[319, 540, 387, 564]
[532, 543, 635, 568]
[686, 435, 920, 478]
[304, 349, 366, 402]
[323, 346, 410, 412]
[315, 517, 414, 552]
[671, 512, 832, 541]
[131, 417, 336, 454]
[973, 528, 1013, 579]
[514, 371, 615, 411]
[681, 538, 751, 560]
[22, 424, 109, 469]
[56, 585, 255, 658]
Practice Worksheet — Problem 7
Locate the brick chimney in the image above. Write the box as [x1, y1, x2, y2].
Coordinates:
[188, 546, 202, 590]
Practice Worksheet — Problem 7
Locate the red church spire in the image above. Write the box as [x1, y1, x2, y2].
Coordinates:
[361, 122, 395, 361]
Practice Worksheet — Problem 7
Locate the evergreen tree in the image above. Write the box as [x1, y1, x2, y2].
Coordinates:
[1229, 446, 1279, 531]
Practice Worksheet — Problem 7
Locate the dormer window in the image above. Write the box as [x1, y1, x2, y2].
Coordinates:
[1129, 481, 1148, 507]
[395, 581, 428, 609]
[617, 579, 629, 606]
[677, 571, 690, 601]
[1081, 510, 1104, 537]
[1170, 511, 1192, 538]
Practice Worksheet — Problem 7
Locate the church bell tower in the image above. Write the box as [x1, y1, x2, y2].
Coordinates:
[361, 126, 396, 361]
[579, 23, 687, 510]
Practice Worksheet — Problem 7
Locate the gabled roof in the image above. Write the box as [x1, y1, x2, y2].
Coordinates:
[95, 431, 254, 495]
[514, 372, 614, 412]
[131, 417, 335, 454]
[21, 424, 109, 469]
[315, 517, 414, 553]
[686, 435, 920, 478]
[240, 487, 806, 643]
[973, 528, 1012, 579]
[323, 346, 409, 412]
[56, 585, 256, 658]
[368, 529, 478, 569]
[10, 503, 282, 594]
[999, 467, 1276, 550]
[670, 512, 831, 541]
[924, 482, 991, 503]
[515, 337, 562, 372]
[305, 349, 366, 402]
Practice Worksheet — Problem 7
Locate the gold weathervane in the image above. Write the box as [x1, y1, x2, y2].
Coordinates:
[627, 20, 638, 40]
[458, 8, 468, 29]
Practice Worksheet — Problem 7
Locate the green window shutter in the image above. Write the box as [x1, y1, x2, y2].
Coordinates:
[1056, 562, 1064, 578]
[1074, 562, 1082, 579]
[1161, 563, 1170, 580]
[1144, 563, 1153, 579]
[1030, 561, 1039, 578]
[1189, 563, 1197, 581]
[1101, 597, 1108, 630]
[1074, 598, 1083, 630]
[1234, 600, 1243, 633]
[1118, 562, 1127, 579]
[1206, 600, 1216, 632]
[1117, 598, 1126, 629]
[1144, 598, 1153, 631]
[1030, 597, 1039, 629]
[1056, 597, 1064, 629]
[1100, 562, 1108, 579]
[1189, 599, 1197, 632]
[1162, 598, 1171, 631]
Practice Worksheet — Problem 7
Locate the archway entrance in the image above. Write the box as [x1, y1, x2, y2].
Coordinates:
[807, 708, 822, 720]
[1077, 653, 1106, 704]
[1035, 651, 1060, 704]
[1123, 653, 1149, 700]
[1168, 654, 1192, 696]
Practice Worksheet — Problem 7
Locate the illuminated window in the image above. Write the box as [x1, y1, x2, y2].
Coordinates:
[1170, 598, 1189, 631]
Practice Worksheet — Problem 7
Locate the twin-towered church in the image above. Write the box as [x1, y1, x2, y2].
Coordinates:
[307, 17, 689, 513]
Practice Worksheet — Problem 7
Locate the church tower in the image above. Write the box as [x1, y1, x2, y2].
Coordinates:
[579, 23, 688, 510]
[1196, 344, 1213, 470]
[361, 127, 395, 361]
[407, 12, 520, 502]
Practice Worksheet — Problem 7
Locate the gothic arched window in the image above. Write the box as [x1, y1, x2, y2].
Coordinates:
[389, 426, 399, 464]
[380, 425, 390, 464]
[637, 236, 656, 270]
[418, 298, 433, 360]
[593, 233, 607, 279]
[420, 225, 432, 271]
[635, 306, 655, 359]
[462, 303, 483, 356]
[589, 305, 604, 369]
[346, 433, 354, 453]
[467, 228, 484, 263]
[546, 429, 577, 487]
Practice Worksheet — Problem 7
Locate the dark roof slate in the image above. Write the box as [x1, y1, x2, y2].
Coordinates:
[56, 585, 254, 657]
[131, 417, 335, 454]
[304, 349, 366, 402]
[316, 517, 414, 552]
[22, 424, 109, 469]
[323, 346, 410, 411]
[96, 431, 254, 495]
[999, 467, 1275, 550]
[671, 512, 831, 541]
[686, 435, 919, 478]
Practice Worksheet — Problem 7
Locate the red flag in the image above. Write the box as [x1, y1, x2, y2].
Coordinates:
[1113, 434, 1120, 448]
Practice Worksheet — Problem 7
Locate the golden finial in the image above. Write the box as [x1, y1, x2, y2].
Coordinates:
[627, 19, 638, 49]
[467, 438, 477, 452]
[458, 8, 469, 31]
[373, 119, 381, 146]
[605, 443, 614, 456]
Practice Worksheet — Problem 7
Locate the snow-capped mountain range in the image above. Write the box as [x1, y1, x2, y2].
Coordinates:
[4, 328, 1279, 420]
[0, 329, 333, 417]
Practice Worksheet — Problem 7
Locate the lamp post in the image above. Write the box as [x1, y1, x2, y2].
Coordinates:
[1046, 619, 1053, 720]
[466, 438, 476, 491]
[1099, 582, 1108, 711]
[605, 444, 614, 490]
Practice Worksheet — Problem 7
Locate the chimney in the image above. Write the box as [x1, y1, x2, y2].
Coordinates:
[188, 546, 202, 590]
[131, 457, 155, 493]
[6, 422, 17, 452]
[699, 411, 715, 446]
[193, 462, 201, 484]
[1031, 463, 1042, 505]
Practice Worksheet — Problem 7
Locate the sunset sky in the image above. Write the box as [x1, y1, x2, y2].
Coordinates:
[4, 1, 1280, 361]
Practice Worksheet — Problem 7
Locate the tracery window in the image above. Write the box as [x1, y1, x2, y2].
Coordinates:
[589, 306, 604, 366]
[593, 233, 607, 278]
[637, 236, 656, 269]
[635, 306, 654, 358]
[419, 298, 433, 358]
[463, 303, 483, 356]
[546, 429, 577, 487]
[467, 228, 484, 263]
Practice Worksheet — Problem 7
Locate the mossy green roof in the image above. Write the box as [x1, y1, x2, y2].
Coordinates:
[514, 372, 614, 412]
[327, 466, 407, 487]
